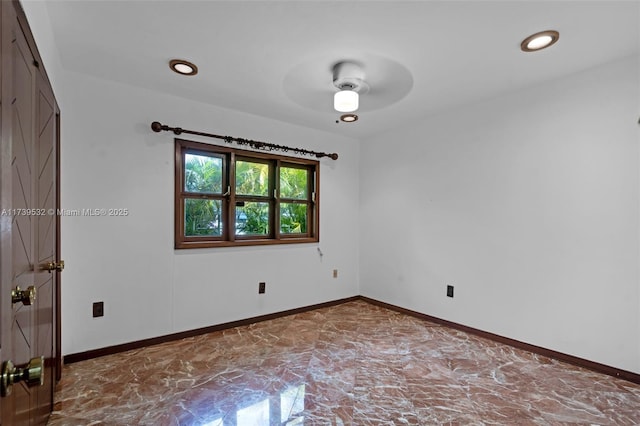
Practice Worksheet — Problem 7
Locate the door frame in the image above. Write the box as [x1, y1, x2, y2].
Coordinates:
[55, 111, 61, 382]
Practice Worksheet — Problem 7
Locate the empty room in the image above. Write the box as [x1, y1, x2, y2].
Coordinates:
[1, 0, 639, 424]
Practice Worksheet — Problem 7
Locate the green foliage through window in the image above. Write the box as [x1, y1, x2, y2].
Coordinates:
[236, 202, 270, 235]
[185, 199, 223, 236]
[236, 160, 269, 196]
[280, 166, 308, 200]
[184, 153, 222, 193]
[280, 203, 307, 234]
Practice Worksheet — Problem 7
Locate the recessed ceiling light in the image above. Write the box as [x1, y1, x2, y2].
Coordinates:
[340, 114, 358, 123]
[521, 30, 559, 52]
[169, 59, 198, 76]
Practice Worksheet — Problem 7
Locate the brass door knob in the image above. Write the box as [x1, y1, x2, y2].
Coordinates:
[11, 286, 36, 306]
[44, 260, 64, 273]
[0, 356, 44, 397]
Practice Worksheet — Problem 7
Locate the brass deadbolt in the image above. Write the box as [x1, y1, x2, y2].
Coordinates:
[44, 260, 65, 273]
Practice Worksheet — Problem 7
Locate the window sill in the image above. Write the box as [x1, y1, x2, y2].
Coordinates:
[175, 237, 319, 250]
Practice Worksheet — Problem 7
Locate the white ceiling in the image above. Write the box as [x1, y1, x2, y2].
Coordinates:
[40, 0, 639, 139]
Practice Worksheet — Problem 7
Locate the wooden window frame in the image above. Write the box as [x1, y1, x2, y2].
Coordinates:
[175, 138, 319, 249]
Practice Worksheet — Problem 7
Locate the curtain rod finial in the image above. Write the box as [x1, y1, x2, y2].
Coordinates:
[151, 121, 163, 132]
[320, 153, 339, 160]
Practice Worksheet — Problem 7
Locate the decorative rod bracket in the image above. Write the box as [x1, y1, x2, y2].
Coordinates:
[151, 121, 338, 160]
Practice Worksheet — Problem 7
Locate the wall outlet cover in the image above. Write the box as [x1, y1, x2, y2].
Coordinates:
[447, 285, 454, 298]
[93, 301, 104, 317]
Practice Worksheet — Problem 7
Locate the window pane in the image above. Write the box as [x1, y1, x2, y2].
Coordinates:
[280, 166, 308, 200]
[185, 199, 223, 236]
[236, 202, 270, 235]
[280, 203, 307, 234]
[236, 160, 269, 196]
[184, 153, 223, 193]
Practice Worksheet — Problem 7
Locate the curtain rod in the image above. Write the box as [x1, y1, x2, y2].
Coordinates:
[151, 121, 339, 160]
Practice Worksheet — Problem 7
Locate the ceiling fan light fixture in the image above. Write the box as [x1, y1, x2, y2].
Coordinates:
[334, 90, 359, 113]
[169, 59, 198, 76]
[520, 30, 559, 52]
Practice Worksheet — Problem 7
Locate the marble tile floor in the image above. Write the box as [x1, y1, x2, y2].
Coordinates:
[48, 300, 640, 425]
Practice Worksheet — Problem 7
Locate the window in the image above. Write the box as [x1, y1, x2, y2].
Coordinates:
[175, 139, 319, 248]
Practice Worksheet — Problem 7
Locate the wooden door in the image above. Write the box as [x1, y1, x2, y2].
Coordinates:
[0, 1, 60, 424]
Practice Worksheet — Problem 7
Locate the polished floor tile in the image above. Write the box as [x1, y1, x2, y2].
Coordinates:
[48, 300, 640, 425]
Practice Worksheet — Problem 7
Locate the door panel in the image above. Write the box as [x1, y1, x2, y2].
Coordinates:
[37, 90, 55, 265]
[11, 11, 37, 424]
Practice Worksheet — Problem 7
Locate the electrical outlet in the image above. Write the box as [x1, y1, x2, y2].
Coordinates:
[93, 301, 104, 317]
[447, 285, 454, 298]
[258, 282, 266, 294]
[333, 269, 338, 278]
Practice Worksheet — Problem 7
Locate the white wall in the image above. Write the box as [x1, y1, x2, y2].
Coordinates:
[20, 1, 63, 107]
[360, 55, 640, 373]
[55, 71, 359, 356]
